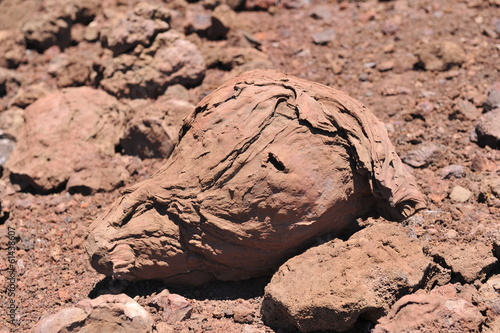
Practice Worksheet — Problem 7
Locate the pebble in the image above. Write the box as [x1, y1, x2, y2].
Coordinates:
[449, 185, 472, 203]
[311, 29, 336, 45]
[440, 165, 465, 179]
[471, 108, 500, 149]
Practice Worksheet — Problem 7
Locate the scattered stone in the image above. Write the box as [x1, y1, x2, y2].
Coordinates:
[414, 40, 467, 71]
[0, 68, 22, 97]
[86, 70, 425, 284]
[156, 322, 175, 333]
[440, 165, 465, 179]
[475, 275, 500, 318]
[378, 59, 395, 72]
[99, 7, 169, 56]
[471, 108, 500, 149]
[485, 82, 500, 111]
[0, 30, 25, 68]
[449, 185, 473, 202]
[479, 176, 500, 206]
[429, 243, 497, 283]
[261, 223, 433, 332]
[312, 29, 336, 45]
[204, 46, 273, 72]
[120, 98, 195, 159]
[209, 4, 235, 40]
[451, 99, 481, 120]
[310, 5, 333, 21]
[33, 294, 154, 333]
[149, 290, 193, 323]
[21, 14, 71, 51]
[99, 30, 205, 98]
[374, 286, 484, 333]
[6, 87, 128, 193]
[233, 303, 254, 324]
[402, 143, 443, 168]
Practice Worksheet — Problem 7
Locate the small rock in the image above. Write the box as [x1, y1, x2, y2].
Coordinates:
[402, 143, 443, 168]
[430, 243, 497, 283]
[415, 40, 467, 71]
[0, 68, 22, 97]
[451, 99, 481, 120]
[440, 165, 465, 179]
[475, 275, 500, 318]
[471, 108, 500, 149]
[22, 14, 71, 51]
[33, 294, 154, 333]
[312, 29, 336, 45]
[233, 304, 254, 324]
[485, 82, 500, 111]
[149, 290, 193, 324]
[0, 30, 25, 68]
[479, 176, 500, 206]
[449, 185, 472, 202]
[0, 133, 15, 167]
[8, 82, 51, 108]
[378, 59, 395, 72]
[155, 322, 174, 333]
[374, 287, 484, 333]
[310, 5, 333, 20]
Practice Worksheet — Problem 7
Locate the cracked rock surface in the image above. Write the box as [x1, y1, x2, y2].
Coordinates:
[85, 69, 425, 285]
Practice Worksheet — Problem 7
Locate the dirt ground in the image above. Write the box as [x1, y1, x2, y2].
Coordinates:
[0, 0, 499, 332]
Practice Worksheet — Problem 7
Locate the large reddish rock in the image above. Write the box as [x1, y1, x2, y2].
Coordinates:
[86, 69, 425, 285]
[261, 223, 434, 332]
[6, 87, 128, 193]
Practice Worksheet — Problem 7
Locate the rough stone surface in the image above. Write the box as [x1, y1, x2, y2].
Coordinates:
[485, 82, 500, 111]
[471, 108, 500, 149]
[0, 29, 26, 68]
[0, 68, 22, 97]
[119, 97, 195, 159]
[429, 243, 497, 283]
[8, 82, 51, 109]
[149, 290, 193, 323]
[99, 6, 169, 56]
[21, 13, 71, 51]
[373, 286, 484, 333]
[86, 69, 425, 285]
[479, 175, 500, 206]
[99, 30, 205, 98]
[5, 87, 128, 193]
[415, 40, 467, 71]
[32, 294, 154, 333]
[261, 223, 433, 332]
[475, 275, 500, 320]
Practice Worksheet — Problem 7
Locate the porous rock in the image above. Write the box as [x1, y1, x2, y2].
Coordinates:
[261, 223, 433, 332]
[99, 30, 205, 98]
[33, 293, 154, 333]
[21, 13, 71, 51]
[0, 68, 22, 97]
[415, 40, 466, 71]
[5, 87, 128, 193]
[429, 242, 497, 283]
[120, 97, 195, 159]
[373, 285, 484, 333]
[0, 29, 26, 68]
[86, 69, 425, 285]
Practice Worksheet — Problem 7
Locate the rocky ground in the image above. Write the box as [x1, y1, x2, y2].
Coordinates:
[0, 0, 499, 332]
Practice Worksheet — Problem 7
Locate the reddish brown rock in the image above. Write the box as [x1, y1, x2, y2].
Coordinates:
[471, 108, 500, 149]
[5, 87, 128, 193]
[86, 69, 425, 285]
[373, 286, 485, 333]
[21, 13, 71, 51]
[149, 290, 193, 323]
[99, 30, 205, 98]
[261, 223, 433, 332]
[0, 30, 26, 68]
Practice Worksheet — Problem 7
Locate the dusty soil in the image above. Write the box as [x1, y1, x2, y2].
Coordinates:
[0, 0, 499, 332]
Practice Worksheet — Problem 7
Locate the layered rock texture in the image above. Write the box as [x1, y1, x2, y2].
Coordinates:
[85, 69, 425, 285]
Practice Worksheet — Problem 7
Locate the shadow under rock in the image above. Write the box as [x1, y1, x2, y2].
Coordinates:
[88, 275, 272, 301]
